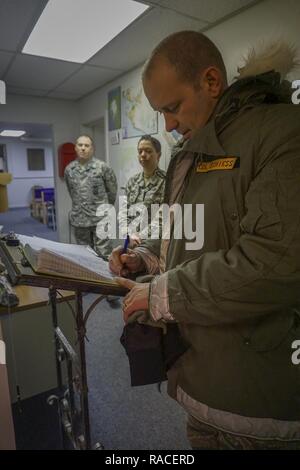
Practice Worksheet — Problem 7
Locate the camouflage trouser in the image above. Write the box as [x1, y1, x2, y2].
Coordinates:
[73, 226, 112, 261]
[187, 414, 300, 450]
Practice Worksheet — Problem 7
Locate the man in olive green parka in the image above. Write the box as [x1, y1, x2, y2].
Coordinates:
[110, 32, 300, 449]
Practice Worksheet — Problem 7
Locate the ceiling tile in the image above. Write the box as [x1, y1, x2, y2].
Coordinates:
[7, 85, 48, 97]
[0, 0, 48, 51]
[46, 91, 82, 101]
[0, 0, 262, 100]
[54, 65, 123, 95]
[88, 6, 207, 70]
[0, 50, 14, 76]
[5, 54, 80, 89]
[160, 0, 257, 23]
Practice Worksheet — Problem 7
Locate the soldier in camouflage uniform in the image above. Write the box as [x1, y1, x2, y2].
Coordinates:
[64, 135, 117, 260]
[119, 135, 165, 246]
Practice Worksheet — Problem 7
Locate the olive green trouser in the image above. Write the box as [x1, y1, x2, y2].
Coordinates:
[187, 414, 300, 450]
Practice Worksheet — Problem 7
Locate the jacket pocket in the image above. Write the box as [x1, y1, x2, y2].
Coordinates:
[240, 169, 283, 240]
[219, 174, 241, 243]
[242, 310, 296, 353]
[127, 187, 140, 205]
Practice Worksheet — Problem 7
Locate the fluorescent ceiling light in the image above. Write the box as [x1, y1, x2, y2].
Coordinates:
[22, 0, 149, 63]
[0, 130, 26, 137]
[20, 137, 52, 143]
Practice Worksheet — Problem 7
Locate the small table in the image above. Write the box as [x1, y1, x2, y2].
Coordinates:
[0, 240, 126, 450]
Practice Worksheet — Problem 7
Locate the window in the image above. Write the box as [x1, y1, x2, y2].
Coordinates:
[27, 148, 45, 171]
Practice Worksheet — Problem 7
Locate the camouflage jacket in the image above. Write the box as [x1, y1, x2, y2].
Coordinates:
[119, 168, 166, 239]
[65, 157, 117, 227]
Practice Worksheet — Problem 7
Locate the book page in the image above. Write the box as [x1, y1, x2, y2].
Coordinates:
[45, 248, 113, 279]
[18, 234, 113, 280]
[18, 235, 97, 257]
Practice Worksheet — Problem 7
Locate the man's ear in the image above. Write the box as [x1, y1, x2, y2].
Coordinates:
[201, 67, 224, 99]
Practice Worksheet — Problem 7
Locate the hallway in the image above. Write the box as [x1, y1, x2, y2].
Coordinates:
[0, 207, 58, 241]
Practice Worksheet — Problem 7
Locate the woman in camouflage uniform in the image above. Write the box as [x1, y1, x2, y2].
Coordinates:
[119, 135, 166, 247]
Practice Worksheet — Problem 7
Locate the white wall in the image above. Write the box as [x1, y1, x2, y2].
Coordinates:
[93, 123, 106, 162]
[205, 0, 300, 84]
[78, 0, 300, 202]
[79, 67, 172, 204]
[0, 139, 54, 208]
[80, 118, 106, 162]
[0, 94, 80, 241]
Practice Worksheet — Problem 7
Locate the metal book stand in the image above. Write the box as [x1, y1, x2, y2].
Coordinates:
[0, 240, 127, 450]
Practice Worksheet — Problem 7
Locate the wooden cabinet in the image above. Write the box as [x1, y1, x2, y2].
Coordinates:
[0, 286, 75, 402]
[0, 322, 16, 449]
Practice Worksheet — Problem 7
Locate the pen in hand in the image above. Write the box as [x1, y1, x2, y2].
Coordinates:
[119, 234, 130, 276]
[122, 234, 130, 254]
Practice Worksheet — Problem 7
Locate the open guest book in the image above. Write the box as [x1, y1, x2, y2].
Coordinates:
[18, 235, 117, 287]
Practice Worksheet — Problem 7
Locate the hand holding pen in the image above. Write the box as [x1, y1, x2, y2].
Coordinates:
[108, 234, 145, 276]
[122, 234, 130, 254]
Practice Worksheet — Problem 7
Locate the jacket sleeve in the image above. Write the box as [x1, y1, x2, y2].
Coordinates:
[103, 164, 118, 205]
[139, 238, 162, 259]
[132, 238, 162, 275]
[150, 108, 300, 325]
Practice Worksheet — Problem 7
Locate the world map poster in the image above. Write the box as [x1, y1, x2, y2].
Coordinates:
[122, 85, 158, 138]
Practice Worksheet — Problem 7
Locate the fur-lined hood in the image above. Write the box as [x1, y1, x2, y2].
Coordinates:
[212, 41, 300, 123]
[236, 41, 299, 80]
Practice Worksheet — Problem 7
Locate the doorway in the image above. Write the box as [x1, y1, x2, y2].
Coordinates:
[0, 121, 57, 240]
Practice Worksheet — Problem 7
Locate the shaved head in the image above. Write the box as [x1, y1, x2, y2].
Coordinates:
[143, 30, 227, 88]
[142, 31, 227, 140]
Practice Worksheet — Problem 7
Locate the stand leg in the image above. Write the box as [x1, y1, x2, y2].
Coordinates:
[48, 286, 67, 449]
[49, 287, 63, 389]
[75, 291, 91, 450]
